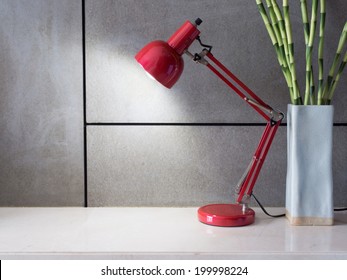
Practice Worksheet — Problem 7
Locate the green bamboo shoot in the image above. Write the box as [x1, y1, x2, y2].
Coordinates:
[322, 21, 347, 104]
[317, 0, 326, 104]
[283, 0, 302, 104]
[304, 0, 318, 105]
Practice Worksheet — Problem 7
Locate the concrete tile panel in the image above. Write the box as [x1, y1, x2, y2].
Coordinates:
[88, 125, 347, 207]
[87, 125, 287, 207]
[86, 0, 347, 123]
[0, 0, 84, 206]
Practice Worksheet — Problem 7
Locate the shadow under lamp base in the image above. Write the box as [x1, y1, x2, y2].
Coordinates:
[198, 204, 255, 227]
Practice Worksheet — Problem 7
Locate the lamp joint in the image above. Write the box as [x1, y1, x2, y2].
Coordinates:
[270, 111, 285, 126]
[240, 195, 251, 211]
[185, 49, 209, 65]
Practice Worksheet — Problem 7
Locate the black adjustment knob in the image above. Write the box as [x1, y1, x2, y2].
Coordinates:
[195, 18, 203, 26]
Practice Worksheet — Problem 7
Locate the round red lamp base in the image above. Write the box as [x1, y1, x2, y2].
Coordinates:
[198, 204, 255, 227]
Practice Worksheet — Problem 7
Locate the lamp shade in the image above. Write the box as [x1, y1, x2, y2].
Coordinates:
[135, 20, 201, 88]
[135, 40, 184, 89]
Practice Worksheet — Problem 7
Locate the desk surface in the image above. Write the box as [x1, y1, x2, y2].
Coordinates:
[1, 207, 347, 259]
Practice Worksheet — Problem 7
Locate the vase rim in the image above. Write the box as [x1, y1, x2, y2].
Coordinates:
[288, 104, 334, 110]
[288, 104, 334, 106]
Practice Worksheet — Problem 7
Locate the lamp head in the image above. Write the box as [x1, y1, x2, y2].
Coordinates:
[135, 19, 201, 88]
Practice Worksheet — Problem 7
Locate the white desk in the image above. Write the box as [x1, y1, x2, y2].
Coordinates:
[1, 207, 346, 259]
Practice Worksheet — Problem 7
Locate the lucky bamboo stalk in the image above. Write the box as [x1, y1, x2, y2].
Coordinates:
[300, 0, 319, 105]
[255, 1, 282, 69]
[317, 0, 326, 104]
[256, 0, 277, 46]
[266, 0, 284, 63]
[304, 0, 319, 105]
[256, 0, 281, 67]
[270, 0, 299, 103]
[256, 0, 295, 103]
[310, 66, 316, 105]
[265, 0, 294, 100]
[327, 50, 347, 104]
[283, 0, 302, 104]
[256, 0, 347, 105]
[283, 0, 294, 64]
[300, 0, 310, 45]
[322, 21, 347, 104]
[271, 0, 290, 68]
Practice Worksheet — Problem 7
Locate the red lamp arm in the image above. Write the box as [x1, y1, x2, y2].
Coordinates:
[190, 50, 284, 205]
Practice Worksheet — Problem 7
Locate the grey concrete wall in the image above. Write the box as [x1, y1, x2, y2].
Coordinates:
[1, 0, 346, 207]
[0, 0, 84, 206]
[86, 0, 347, 207]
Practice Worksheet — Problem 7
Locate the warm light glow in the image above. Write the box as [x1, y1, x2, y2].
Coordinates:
[87, 46, 187, 122]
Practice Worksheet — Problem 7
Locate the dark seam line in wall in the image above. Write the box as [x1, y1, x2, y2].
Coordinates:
[82, 0, 88, 207]
[87, 123, 269, 126]
[86, 122, 347, 127]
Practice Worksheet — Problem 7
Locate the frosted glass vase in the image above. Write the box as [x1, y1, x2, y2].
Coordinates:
[286, 105, 334, 226]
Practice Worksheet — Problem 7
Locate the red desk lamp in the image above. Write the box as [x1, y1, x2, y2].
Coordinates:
[135, 18, 284, 227]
